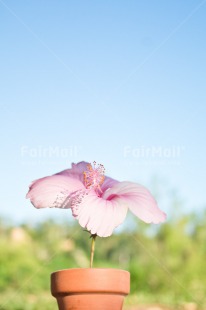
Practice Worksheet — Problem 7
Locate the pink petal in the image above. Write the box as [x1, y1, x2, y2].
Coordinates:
[102, 181, 166, 224]
[71, 190, 128, 237]
[26, 175, 84, 209]
[101, 176, 119, 193]
[56, 161, 89, 183]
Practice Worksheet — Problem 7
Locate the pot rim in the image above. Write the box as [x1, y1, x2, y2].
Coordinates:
[51, 267, 130, 296]
[51, 267, 130, 276]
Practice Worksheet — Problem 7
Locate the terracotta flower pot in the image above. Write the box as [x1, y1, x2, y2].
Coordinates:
[51, 268, 130, 310]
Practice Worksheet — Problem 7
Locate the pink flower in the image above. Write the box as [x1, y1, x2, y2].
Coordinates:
[26, 161, 166, 237]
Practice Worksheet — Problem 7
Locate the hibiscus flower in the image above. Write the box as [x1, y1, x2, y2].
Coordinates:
[26, 161, 166, 237]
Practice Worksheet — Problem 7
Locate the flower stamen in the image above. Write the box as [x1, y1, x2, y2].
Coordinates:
[83, 161, 105, 194]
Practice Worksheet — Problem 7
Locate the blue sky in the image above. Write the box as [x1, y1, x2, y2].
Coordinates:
[0, 0, 206, 224]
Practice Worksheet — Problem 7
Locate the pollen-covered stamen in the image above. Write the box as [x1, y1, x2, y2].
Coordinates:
[83, 161, 105, 193]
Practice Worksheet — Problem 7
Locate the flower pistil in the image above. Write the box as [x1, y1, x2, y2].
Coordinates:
[83, 161, 105, 195]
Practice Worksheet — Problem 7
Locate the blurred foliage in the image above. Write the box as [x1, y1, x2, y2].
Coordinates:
[0, 211, 205, 310]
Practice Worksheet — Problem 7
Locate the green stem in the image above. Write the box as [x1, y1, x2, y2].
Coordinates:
[90, 234, 97, 268]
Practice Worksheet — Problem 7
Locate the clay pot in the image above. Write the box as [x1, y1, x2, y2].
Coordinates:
[51, 268, 130, 310]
